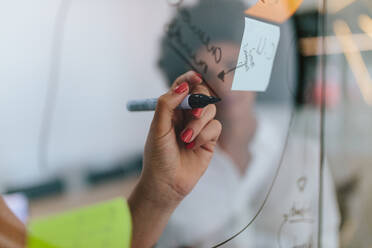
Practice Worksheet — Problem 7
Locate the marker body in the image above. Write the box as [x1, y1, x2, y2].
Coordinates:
[126, 94, 220, 112]
[127, 95, 191, 111]
[126, 98, 159, 111]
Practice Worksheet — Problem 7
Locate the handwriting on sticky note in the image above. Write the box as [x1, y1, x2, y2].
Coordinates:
[230, 17, 280, 92]
[245, 0, 303, 24]
[27, 198, 131, 248]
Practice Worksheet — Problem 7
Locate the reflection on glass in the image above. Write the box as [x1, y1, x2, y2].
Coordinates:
[2, 0, 372, 247]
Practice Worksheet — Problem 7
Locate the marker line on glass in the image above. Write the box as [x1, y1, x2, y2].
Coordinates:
[126, 94, 221, 112]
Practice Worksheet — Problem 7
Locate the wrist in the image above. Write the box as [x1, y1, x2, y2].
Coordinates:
[128, 178, 179, 248]
[129, 176, 181, 212]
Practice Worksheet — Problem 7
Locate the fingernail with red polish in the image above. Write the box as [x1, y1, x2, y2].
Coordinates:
[174, 82, 189, 94]
[194, 73, 203, 82]
[191, 108, 203, 118]
[180, 128, 193, 143]
[186, 141, 195, 149]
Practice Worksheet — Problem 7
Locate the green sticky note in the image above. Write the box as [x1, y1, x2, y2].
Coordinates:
[27, 198, 131, 248]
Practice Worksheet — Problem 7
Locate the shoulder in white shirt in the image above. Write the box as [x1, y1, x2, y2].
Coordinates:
[158, 106, 340, 248]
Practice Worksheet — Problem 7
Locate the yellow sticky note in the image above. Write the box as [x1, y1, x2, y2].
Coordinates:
[27, 198, 131, 248]
[245, 0, 303, 24]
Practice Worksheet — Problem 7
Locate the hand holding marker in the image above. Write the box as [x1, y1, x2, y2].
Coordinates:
[128, 71, 223, 247]
[127, 72, 220, 112]
[127, 94, 220, 112]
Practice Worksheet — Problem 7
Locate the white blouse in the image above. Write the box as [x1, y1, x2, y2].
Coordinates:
[158, 107, 340, 248]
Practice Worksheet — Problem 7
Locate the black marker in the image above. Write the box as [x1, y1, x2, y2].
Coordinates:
[126, 94, 221, 111]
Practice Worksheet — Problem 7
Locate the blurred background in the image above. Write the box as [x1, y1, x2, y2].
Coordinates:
[0, 0, 371, 247]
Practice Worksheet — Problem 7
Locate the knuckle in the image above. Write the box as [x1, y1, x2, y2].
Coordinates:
[173, 72, 187, 86]
[156, 95, 172, 112]
[212, 119, 222, 133]
[174, 70, 194, 84]
[173, 76, 183, 85]
[192, 84, 209, 95]
[186, 70, 197, 79]
[202, 104, 216, 121]
[208, 104, 217, 118]
[197, 131, 208, 144]
[157, 95, 168, 107]
[190, 120, 203, 132]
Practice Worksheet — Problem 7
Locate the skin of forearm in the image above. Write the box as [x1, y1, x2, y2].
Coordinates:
[0, 197, 26, 248]
[0, 187, 174, 248]
[128, 181, 179, 248]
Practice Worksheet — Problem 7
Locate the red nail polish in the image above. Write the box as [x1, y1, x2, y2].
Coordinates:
[180, 128, 193, 143]
[174, 82, 188, 94]
[191, 108, 203, 118]
[194, 73, 203, 82]
[186, 141, 195, 149]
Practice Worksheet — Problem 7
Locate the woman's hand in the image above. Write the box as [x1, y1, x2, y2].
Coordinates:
[129, 71, 222, 247]
[142, 70, 221, 205]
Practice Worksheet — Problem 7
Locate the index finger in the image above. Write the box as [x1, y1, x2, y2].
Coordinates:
[190, 82, 211, 96]
[187, 81, 215, 118]
[170, 71, 203, 91]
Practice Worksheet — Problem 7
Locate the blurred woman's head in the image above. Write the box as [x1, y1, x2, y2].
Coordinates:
[158, 0, 256, 135]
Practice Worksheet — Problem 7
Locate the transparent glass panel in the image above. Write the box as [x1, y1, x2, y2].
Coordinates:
[4, 0, 372, 247]
[324, 0, 372, 247]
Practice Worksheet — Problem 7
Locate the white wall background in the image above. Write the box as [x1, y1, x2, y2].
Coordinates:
[0, 0, 318, 190]
[0, 0, 176, 189]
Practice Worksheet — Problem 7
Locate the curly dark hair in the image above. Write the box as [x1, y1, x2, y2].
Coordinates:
[158, 0, 246, 86]
[158, 0, 298, 104]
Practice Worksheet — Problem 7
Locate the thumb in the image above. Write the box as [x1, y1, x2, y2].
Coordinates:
[152, 82, 189, 136]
